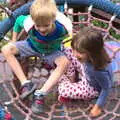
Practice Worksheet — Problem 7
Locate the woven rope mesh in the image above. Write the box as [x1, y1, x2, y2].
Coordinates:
[0, 0, 120, 120]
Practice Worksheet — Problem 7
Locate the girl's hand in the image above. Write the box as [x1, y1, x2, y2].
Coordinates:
[89, 104, 102, 117]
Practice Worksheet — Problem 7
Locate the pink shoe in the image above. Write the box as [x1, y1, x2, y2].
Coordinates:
[58, 96, 71, 103]
[42, 62, 53, 70]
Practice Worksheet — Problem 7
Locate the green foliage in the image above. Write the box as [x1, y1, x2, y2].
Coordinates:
[109, 28, 120, 40]
[92, 19, 120, 40]
[112, 0, 120, 3]
[92, 19, 108, 29]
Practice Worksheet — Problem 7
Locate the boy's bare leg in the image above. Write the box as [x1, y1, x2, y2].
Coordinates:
[2, 43, 37, 99]
[1, 43, 27, 84]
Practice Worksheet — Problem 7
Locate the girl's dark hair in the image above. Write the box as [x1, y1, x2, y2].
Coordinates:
[71, 27, 111, 70]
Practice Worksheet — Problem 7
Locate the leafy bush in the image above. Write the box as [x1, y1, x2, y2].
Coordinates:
[92, 19, 108, 29]
[92, 19, 120, 40]
[109, 28, 120, 39]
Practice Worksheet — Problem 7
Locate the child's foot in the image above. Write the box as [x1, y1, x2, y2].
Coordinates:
[20, 82, 37, 100]
[31, 94, 44, 114]
[58, 96, 71, 103]
[89, 104, 102, 117]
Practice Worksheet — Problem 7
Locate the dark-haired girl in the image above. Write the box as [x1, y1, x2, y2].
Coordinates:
[58, 27, 115, 117]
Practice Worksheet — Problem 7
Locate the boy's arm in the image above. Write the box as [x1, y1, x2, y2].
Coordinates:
[56, 11, 73, 35]
[11, 15, 28, 42]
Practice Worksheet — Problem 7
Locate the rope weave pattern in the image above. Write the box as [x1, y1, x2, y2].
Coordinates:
[0, 3, 120, 120]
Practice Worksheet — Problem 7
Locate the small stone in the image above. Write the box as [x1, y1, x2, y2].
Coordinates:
[40, 68, 49, 77]
[31, 77, 40, 84]
[39, 77, 47, 83]
[39, 77, 48, 88]
[27, 71, 33, 79]
[33, 67, 41, 78]
[31, 77, 47, 88]
[49, 69, 54, 75]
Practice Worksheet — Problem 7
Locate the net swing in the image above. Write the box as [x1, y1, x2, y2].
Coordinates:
[0, 0, 120, 120]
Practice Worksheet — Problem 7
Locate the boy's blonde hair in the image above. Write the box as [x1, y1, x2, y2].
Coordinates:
[30, 0, 57, 25]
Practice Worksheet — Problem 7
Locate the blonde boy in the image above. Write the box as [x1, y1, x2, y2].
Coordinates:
[2, 0, 72, 113]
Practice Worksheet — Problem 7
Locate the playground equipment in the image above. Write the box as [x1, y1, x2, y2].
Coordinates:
[0, 0, 120, 120]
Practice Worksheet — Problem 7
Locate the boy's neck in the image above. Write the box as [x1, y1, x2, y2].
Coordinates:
[49, 23, 56, 34]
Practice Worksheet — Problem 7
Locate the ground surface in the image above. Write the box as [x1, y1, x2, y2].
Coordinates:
[0, 54, 120, 120]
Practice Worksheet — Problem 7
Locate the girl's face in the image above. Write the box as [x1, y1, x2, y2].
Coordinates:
[73, 49, 88, 63]
[34, 19, 54, 36]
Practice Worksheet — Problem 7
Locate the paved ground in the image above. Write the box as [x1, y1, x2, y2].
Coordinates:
[0, 54, 120, 120]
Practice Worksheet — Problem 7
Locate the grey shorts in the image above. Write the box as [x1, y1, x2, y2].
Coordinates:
[14, 40, 65, 66]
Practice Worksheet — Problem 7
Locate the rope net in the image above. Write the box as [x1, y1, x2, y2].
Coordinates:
[0, 1, 120, 120]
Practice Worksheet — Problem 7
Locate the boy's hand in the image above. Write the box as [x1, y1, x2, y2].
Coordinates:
[89, 104, 102, 117]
